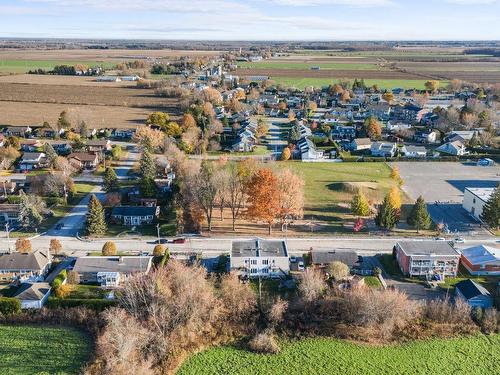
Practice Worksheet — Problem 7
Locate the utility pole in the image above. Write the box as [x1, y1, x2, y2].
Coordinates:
[156, 223, 160, 243]
[5, 223, 11, 253]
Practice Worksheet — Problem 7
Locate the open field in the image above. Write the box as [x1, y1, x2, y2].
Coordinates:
[238, 61, 381, 70]
[0, 59, 117, 74]
[0, 74, 141, 86]
[178, 335, 500, 375]
[0, 325, 92, 375]
[271, 77, 434, 90]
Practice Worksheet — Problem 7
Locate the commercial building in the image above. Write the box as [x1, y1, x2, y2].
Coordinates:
[462, 187, 495, 221]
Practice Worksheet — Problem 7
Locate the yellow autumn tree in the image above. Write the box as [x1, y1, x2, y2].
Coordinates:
[388, 186, 402, 211]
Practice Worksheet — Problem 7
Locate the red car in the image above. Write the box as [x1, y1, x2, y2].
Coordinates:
[172, 237, 186, 244]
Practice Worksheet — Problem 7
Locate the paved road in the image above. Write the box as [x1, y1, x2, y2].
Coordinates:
[265, 117, 289, 155]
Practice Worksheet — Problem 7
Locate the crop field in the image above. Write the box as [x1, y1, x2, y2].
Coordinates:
[238, 61, 381, 70]
[0, 59, 117, 74]
[0, 325, 93, 375]
[178, 335, 500, 375]
[0, 74, 138, 86]
[0, 81, 180, 129]
[272, 77, 433, 90]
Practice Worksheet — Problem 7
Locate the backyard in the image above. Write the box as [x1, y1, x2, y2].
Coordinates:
[0, 325, 93, 375]
[178, 335, 500, 375]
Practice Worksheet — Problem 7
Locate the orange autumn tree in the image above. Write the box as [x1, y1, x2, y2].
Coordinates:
[277, 169, 304, 231]
[246, 168, 280, 234]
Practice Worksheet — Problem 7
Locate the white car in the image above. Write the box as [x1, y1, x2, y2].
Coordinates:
[435, 237, 447, 241]
[298, 261, 305, 271]
[454, 237, 466, 244]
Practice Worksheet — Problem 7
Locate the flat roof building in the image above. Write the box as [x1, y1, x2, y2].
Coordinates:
[462, 187, 495, 221]
[231, 239, 289, 278]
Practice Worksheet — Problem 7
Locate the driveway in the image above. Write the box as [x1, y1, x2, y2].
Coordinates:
[265, 117, 290, 155]
[113, 145, 139, 179]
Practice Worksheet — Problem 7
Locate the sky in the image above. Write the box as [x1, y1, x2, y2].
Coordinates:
[0, 0, 500, 40]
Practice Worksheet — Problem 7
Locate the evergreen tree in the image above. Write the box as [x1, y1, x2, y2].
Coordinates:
[407, 196, 432, 233]
[140, 177, 158, 198]
[103, 167, 119, 192]
[480, 186, 500, 229]
[18, 192, 44, 228]
[375, 196, 398, 230]
[43, 142, 58, 168]
[288, 121, 302, 142]
[139, 149, 156, 180]
[351, 189, 370, 216]
[86, 194, 106, 236]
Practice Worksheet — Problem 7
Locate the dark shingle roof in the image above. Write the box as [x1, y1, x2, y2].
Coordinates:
[456, 279, 490, 300]
[0, 251, 50, 271]
[111, 206, 157, 217]
[311, 250, 358, 267]
[13, 282, 51, 301]
[397, 241, 459, 256]
[73, 256, 152, 274]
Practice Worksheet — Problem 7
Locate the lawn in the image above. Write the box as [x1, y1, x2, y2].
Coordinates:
[363, 276, 382, 288]
[0, 325, 93, 375]
[273, 77, 439, 90]
[178, 335, 500, 375]
[438, 265, 499, 295]
[0, 59, 116, 73]
[377, 254, 403, 278]
[286, 162, 396, 231]
[238, 61, 380, 70]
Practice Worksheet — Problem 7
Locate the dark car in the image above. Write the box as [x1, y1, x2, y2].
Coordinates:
[172, 237, 186, 244]
[55, 223, 64, 230]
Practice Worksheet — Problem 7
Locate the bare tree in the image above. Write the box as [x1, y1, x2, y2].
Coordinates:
[189, 162, 219, 232]
[226, 162, 248, 231]
[299, 268, 325, 303]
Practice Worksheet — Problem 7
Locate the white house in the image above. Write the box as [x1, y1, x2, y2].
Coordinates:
[370, 142, 397, 157]
[13, 282, 51, 309]
[230, 239, 289, 278]
[349, 138, 372, 151]
[0, 250, 51, 283]
[19, 152, 46, 171]
[436, 140, 466, 156]
[462, 187, 495, 221]
[402, 145, 427, 158]
[298, 137, 324, 160]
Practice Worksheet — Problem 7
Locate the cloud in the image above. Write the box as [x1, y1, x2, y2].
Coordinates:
[262, 0, 394, 6]
[445, 0, 499, 4]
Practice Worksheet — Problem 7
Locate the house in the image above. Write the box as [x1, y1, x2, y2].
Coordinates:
[20, 139, 43, 152]
[113, 129, 135, 139]
[73, 256, 153, 287]
[461, 245, 500, 276]
[13, 282, 51, 309]
[232, 127, 256, 152]
[435, 140, 466, 156]
[332, 126, 356, 140]
[67, 152, 99, 170]
[414, 129, 438, 144]
[311, 250, 359, 270]
[3, 126, 32, 137]
[0, 250, 51, 283]
[445, 131, 476, 144]
[298, 137, 324, 160]
[96, 76, 121, 82]
[401, 145, 427, 158]
[395, 241, 460, 278]
[230, 239, 289, 278]
[85, 139, 112, 153]
[19, 152, 46, 171]
[462, 187, 495, 221]
[0, 204, 21, 226]
[349, 138, 372, 151]
[455, 279, 493, 308]
[111, 206, 160, 226]
[52, 142, 72, 155]
[387, 122, 411, 132]
[370, 142, 397, 157]
[0, 134, 4, 147]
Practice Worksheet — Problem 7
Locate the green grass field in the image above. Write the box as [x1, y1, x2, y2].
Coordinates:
[178, 335, 500, 375]
[273, 77, 438, 90]
[238, 61, 380, 70]
[0, 325, 93, 375]
[0, 59, 116, 73]
[287, 162, 395, 230]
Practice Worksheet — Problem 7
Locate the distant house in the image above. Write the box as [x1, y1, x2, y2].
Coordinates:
[13, 282, 51, 309]
[85, 139, 112, 153]
[52, 142, 72, 155]
[445, 131, 476, 144]
[73, 256, 153, 287]
[370, 142, 397, 157]
[232, 128, 256, 152]
[96, 76, 121, 82]
[68, 152, 99, 170]
[113, 129, 135, 139]
[19, 152, 46, 171]
[395, 241, 460, 278]
[387, 122, 411, 132]
[332, 126, 356, 140]
[3, 126, 32, 137]
[461, 245, 500, 276]
[462, 187, 495, 221]
[414, 130, 438, 144]
[435, 141, 466, 156]
[0, 250, 51, 283]
[111, 206, 160, 226]
[230, 239, 289, 278]
[0, 204, 21, 226]
[298, 137, 324, 160]
[349, 138, 372, 152]
[20, 139, 43, 152]
[455, 279, 492, 308]
[311, 250, 359, 270]
[0, 134, 4, 147]
[401, 145, 427, 158]
[0, 181, 17, 197]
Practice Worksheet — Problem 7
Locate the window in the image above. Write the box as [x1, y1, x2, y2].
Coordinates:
[250, 268, 257, 274]
[262, 259, 269, 265]
[473, 198, 476, 204]
[251, 259, 257, 265]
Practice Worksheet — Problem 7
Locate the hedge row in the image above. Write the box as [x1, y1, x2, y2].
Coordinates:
[46, 298, 117, 311]
[0, 297, 21, 316]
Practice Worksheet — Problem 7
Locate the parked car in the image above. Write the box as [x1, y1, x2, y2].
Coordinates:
[55, 223, 64, 230]
[454, 237, 466, 244]
[155, 238, 168, 244]
[435, 237, 446, 241]
[290, 256, 297, 263]
[298, 261, 305, 271]
[172, 237, 186, 244]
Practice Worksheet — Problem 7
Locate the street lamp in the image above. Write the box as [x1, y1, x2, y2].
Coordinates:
[156, 223, 160, 243]
[5, 223, 12, 253]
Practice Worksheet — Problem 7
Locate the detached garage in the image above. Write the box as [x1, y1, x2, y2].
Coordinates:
[455, 279, 492, 309]
[13, 282, 51, 309]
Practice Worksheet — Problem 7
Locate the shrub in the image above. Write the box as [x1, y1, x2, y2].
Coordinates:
[248, 331, 280, 354]
[102, 241, 117, 256]
[49, 238, 63, 255]
[481, 308, 498, 334]
[424, 298, 474, 326]
[54, 284, 74, 299]
[0, 297, 21, 316]
[327, 261, 350, 281]
[153, 244, 165, 257]
[50, 269, 67, 288]
[67, 270, 81, 285]
[46, 298, 117, 312]
[298, 268, 325, 302]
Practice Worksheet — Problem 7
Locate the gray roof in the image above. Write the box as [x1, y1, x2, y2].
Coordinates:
[111, 206, 157, 217]
[232, 239, 288, 258]
[73, 256, 152, 274]
[311, 250, 359, 267]
[397, 241, 459, 256]
[13, 282, 51, 301]
[0, 251, 50, 271]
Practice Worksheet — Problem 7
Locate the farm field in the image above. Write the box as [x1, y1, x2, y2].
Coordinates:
[0, 59, 117, 74]
[177, 335, 500, 375]
[0, 74, 139, 86]
[0, 325, 93, 375]
[238, 61, 381, 70]
[271, 77, 434, 90]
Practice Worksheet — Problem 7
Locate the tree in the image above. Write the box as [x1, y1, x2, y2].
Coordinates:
[382, 92, 394, 103]
[102, 241, 117, 256]
[0, 297, 21, 316]
[139, 149, 156, 180]
[67, 270, 80, 285]
[364, 116, 382, 140]
[276, 169, 304, 231]
[425, 80, 440, 93]
[246, 168, 280, 234]
[163, 122, 183, 137]
[375, 195, 399, 230]
[140, 177, 158, 198]
[18, 192, 45, 229]
[146, 112, 170, 128]
[190, 162, 219, 232]
[43, 142, 58, 168]
[133, 126, 165, 151]
[351, 189, 370, 216]
[158, 248, 170, 267]
[298, 268, 325, 302]
[255, 118, 269, 139]
[288, 121, 302, 142]
[153, 244, 166, 257]
[226, 162, 249, 231]
[104, 192, 121, 207]
[78, 120, 88, 138]
[103, 167, 119, 192]
[327, 261, 350, 281]
[57, 110, 71, 130]
[15, 238, 32, 253]
[182, 113, 197, 130]
[49, 238, 63, 255]
[280, 147, 291, 161]
[387, 186, 402, 212]
[86, 194, 106, 236]
[480, 185, 500, 229]
[390, 165, 404, 186]
[407, 196, 432, 233]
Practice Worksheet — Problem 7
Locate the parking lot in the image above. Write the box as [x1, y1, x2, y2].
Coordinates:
[394, 162, 499, 233]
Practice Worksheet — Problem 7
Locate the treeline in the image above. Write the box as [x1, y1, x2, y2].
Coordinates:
[465, 48, 500, 57]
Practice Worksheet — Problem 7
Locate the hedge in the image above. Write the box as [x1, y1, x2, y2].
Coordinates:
[46, 298, 117, 311]
[50, 270, 67, 288]
[0, 297, 21, 316]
